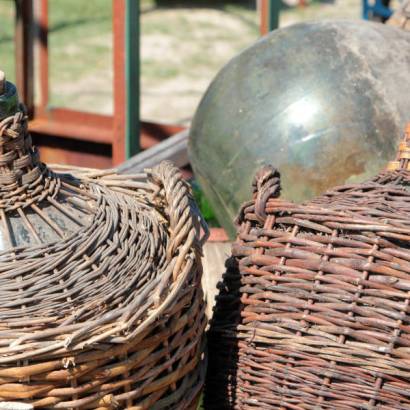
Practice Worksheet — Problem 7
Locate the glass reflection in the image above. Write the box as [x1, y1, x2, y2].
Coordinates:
[189, 21, 410, 237]
[286, 96, 319, 127]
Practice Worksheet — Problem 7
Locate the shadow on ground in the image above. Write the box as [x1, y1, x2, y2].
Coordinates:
[204, 256, 241, 409]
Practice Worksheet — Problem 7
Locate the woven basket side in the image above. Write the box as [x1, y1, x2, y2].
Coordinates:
[0, 158, 208, 408]
[0, 85, 208, 408]
[234, 200, 410, 408]
[207, 133, 410, 408]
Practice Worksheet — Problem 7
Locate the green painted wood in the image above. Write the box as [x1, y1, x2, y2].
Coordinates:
[125, 0, 140, 158]
[269, 0, 280, 31]
[0, 81, 19, 121]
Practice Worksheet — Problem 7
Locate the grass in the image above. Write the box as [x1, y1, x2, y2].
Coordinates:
[47, 0, 112, 110]
[0, 0, 15, 83]
[0, 0, 367, 122]
[141, 60, 179, 79]
[0, 0, 261, 120]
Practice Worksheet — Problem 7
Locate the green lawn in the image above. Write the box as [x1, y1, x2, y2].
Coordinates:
[0, 1, 15, 83]
[0, 0, 365, 123]
[0, 0, 260, 121]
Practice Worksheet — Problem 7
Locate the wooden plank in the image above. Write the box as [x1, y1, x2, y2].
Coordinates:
[29, 117, 113, 144]
[112, 0, 126, 165]
[117, 129, 189, 174]
[202, 241, 232, 320]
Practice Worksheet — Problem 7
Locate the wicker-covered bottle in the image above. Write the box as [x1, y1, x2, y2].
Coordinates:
[0, 74, 208, 409]
[206, 125, 410, 409]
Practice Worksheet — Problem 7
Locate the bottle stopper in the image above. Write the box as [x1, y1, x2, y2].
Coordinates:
[0, 71, 5, 95]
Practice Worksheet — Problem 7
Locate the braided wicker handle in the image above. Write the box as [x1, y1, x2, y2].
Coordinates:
[252, 165, 281, 223]
[148, 161, 209, 260]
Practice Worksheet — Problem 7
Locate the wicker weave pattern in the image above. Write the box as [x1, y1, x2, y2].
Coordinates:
[0, 109, 208, 408]
[0, 108, 56, 211]
[207, 129, 410, 409]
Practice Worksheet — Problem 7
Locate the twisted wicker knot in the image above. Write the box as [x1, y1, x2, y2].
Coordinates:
[253, 165, 281, 223]
[0, 106, 62, 211]
[0, 108, 40, 183]
[0, 108, 27, 140]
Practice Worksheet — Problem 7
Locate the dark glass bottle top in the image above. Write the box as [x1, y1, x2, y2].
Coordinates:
[0, 78, 19, 122]
[0, 73, 95, 250]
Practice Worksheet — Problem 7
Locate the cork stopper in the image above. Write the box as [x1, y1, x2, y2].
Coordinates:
[0, 71, 5, 95]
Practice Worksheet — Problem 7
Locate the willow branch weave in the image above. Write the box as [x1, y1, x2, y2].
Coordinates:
[206, 127, 410, 409]
[0, 108, 208, 409]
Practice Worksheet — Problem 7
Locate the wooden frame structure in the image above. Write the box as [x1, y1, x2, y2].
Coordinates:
[13, 0, 283, 168]
[15, 0, 183, 168]
[259, 0, 281, 34]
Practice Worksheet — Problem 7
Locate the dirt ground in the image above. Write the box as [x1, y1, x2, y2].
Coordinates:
[140, 0, 363, 124]
[0, 0, 401, 125]
[139, 0, 405, 124]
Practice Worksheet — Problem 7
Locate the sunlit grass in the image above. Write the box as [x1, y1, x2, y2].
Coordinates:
[0, 0, 15, 82]
[0, 0, 367, 121]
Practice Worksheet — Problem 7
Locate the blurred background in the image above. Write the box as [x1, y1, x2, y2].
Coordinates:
[0, 0, 403, 167]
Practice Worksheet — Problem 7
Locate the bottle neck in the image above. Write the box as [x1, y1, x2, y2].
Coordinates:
[0, 81, 19, 122]
[0, 77, 43, 191]
[0, 107, 40, 188]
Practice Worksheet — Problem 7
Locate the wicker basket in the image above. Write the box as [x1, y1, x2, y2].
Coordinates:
[0, 92, 208, 408]
[388, 0, 410, 31]
[206, 125, 410, 409]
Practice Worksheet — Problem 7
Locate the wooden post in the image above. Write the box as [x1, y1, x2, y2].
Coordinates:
[113, 0, 140, 165]
[260, 0, 280, 35]
[269, 0, 280, 31]
[125, 0, 140, 159]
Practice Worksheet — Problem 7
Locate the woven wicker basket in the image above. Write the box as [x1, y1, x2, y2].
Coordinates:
[0, 89, 208, 408]
[206, 125, 410, 409]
